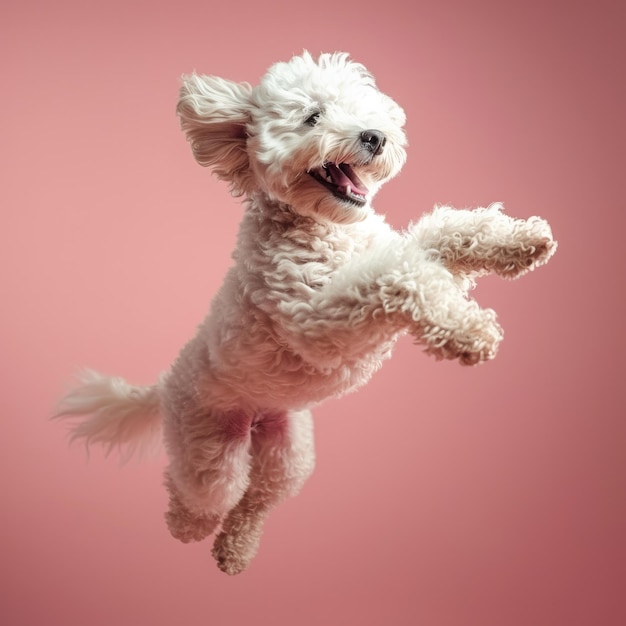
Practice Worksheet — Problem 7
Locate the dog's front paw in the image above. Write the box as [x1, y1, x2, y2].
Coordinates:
[418, 307, 504, 366]
[496, 216, 557, 279]
[456, 322, 503, 365]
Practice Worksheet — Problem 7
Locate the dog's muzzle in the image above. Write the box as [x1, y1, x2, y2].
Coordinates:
[307, 129, 386, 206]
[308, 162, 369, 206]
[360, 129, 386, 156]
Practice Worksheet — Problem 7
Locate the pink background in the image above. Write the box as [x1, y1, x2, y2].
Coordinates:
[2, 0, 624, 624]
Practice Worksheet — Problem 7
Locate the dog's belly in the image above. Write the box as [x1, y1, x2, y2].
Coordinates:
[203, 304, 399, 409]
[241, 340, 397, 408]
[176, 322, 398, 412]
[181, 246, 402, 411]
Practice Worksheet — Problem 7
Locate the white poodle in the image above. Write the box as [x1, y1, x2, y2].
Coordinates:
[55, 51, 557, 575]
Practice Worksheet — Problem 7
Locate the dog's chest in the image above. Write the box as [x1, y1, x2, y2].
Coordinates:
[211, 212, 398, 405]
[251, 218, 375, 296]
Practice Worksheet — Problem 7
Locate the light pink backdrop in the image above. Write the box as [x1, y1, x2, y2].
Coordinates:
[2, 1, 624, 624]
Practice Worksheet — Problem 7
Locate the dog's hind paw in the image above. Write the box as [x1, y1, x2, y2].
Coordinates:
[165, 502, 220, 544]
[211, 530, 259, 576]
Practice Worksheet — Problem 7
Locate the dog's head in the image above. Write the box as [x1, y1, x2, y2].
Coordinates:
[177, 51, 407, 224]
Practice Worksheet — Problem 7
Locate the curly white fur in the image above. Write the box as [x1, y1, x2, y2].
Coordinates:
[54, 51, 557, 575]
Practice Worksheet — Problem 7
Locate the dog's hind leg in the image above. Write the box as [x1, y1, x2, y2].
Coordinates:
[163, 406, 253, 544]
[211, 408, 315, 575]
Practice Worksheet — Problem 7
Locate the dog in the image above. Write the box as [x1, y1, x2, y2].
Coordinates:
[55, 51, 557, 575]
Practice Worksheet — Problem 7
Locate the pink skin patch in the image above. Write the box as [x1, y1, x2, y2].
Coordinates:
[221, 410, 288, 443]
[251, 411, 288, 440]
[222, 410, 253, 440]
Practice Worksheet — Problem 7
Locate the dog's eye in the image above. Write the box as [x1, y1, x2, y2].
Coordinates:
[304, 111, 321, 127]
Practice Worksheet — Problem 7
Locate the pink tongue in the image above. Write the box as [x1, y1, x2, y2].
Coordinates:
[326, 163, 369, 196]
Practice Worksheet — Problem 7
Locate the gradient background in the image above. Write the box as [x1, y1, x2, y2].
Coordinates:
[2, 1, 624, 624]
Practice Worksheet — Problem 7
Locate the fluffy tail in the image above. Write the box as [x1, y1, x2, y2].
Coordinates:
[53, 369, 163, 460]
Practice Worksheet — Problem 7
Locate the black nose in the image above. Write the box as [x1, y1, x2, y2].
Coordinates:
[360, 129, 386, 156]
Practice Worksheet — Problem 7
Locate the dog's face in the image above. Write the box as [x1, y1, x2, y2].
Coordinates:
[178, 52, 407, 224]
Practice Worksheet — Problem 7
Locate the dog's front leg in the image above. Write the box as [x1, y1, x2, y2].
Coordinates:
[410, 203, 557, 279]
[276, 242, 503, 366]
[375, 251, 503, 364]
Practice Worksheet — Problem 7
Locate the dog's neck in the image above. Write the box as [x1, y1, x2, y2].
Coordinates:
[235, 192, 388, 272]
[246, 192, 335, 232]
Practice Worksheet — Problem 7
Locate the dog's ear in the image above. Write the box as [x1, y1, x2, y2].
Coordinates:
[177, 74, 253, 196]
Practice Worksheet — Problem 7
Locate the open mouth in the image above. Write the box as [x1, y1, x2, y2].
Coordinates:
[308, 163, 369, 206]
